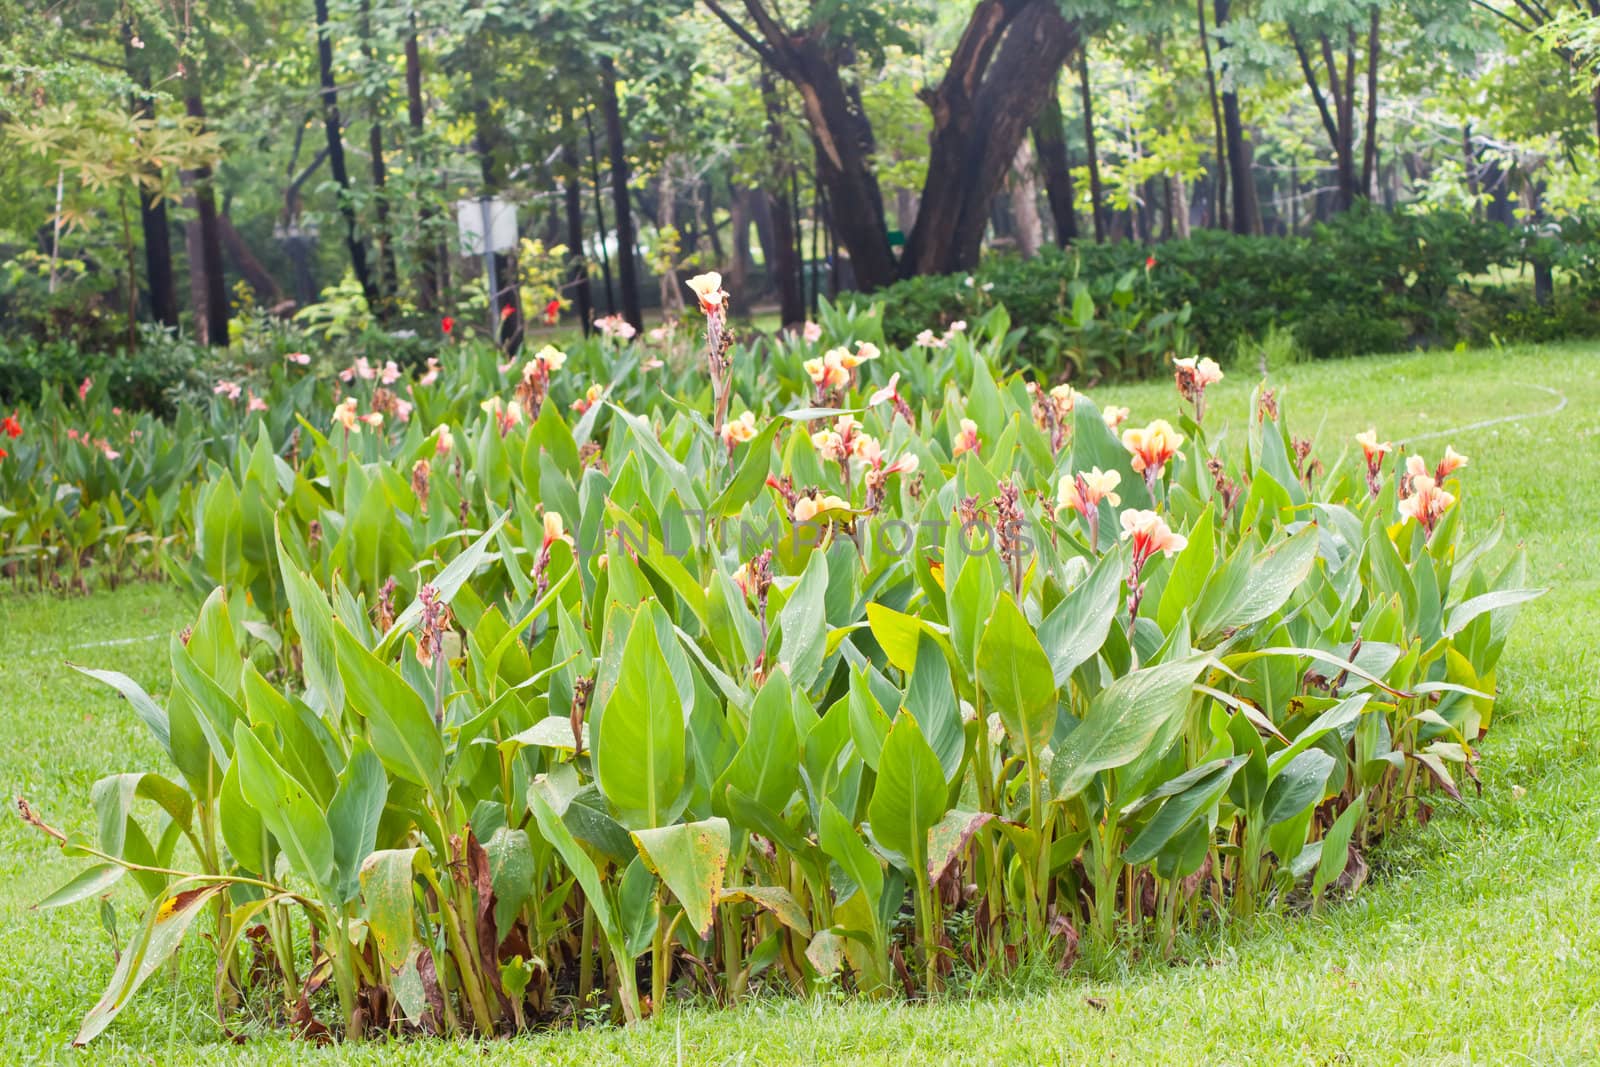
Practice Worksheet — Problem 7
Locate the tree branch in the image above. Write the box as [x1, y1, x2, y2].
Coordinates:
[702, 0, 778, 66]
[1289, 27, 1342, 150]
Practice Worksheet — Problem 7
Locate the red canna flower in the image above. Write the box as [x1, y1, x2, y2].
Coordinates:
[1, 412, 20, 438]
[544, 298, 560, 325]
[1145, 255, 1157, 270]
[441, 316, 455, 335]
[0, 446, 7, 460]
[500, 303, 515, 321]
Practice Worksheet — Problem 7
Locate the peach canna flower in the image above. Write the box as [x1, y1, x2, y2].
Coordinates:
[686, 272, 728, 315]
[951, 417, 980, 458]
[1102, 405, 1131, 430]
[333, 397, 361, 432]
[1122, 419, 1184, 481]
[1397, 474, 1455, 536]
[1057, 467, 1122, 518]
[1121, 508, 1188, 568]
[1436, 445, 1468, 480]
[793, 492, 851, 523]
[542, 510, 573, 548]
[433, 425, 455, 456]
[721, 410, 759, 447]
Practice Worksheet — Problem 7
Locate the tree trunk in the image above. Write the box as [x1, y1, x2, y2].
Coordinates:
[1215, 0, 1260, 235]
[1361, 6, 1380, 200]
[472, 78, 522, 350]
[761, 72, 806, 328]
[561, 136, 595, 335]
[312, 0, 378, 309]
[404, 18, 441, 311]
[358, 0, 397, 318]
[727, 182, 753, 309]
[217, 214, 285, 307]
[901, 0, 1079, 275]
[583, 109, 617, 315]
[1078, 44, 1106, 242]
[599, 56, 643, 329]
[1170, 174, 1192, 238]
[1030, 75, 1078, 246]
[125, 31, 178, 329]
[658, 158, 684, 319]
[183, 92, 230, 346]
[1008, 140, 1044, 259]
[1198, 0, 1228, 231]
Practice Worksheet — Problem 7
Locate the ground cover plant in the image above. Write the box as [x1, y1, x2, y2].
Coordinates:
[7, 279, 1538, 1050]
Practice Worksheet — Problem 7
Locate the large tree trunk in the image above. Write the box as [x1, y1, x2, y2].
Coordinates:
[727, 182, 753, 310]
[1078, 45, 1106, 242]
[561, 136, 595, 335]
[599, 56, 643, 329]
[1361, 7, 1380, 200]
[761, 72, 806, 328]
[1215, 0, 1261, 235]
[218, 214, 285, 307]
[1030, 75, 1077, 246]
[1198, 0, 1228, 231]
[657, 157, 685, 319]
[403, 19, 441, 311]
[1008, 140, 1044, 259]
[183, 92, 230, 346]
[125, 31, 178, 329]
[900, 0, 1079, 275]
[312, 0, 378, 309]
[358, 0, 397, 319]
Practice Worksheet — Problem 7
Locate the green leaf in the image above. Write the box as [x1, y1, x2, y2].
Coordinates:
[360, 848, 427, 970]
[327, 739, 387, 903]
[977, 593, 1058, 755]
[1051, 656, 1207, 802]
[713, 673, 799, 821]
[1037, 548, 1125, 686]
[867, 713, 948, 872]
[777, 548, 830, 688]
[595, 615, 686, 828]
[1263, 749, 1336, 826]
[631, 817, 732, 939]
[232, 724, 335, 895]
[275, 521, 342, 714]
[486, 827, 536, 940]
[73, 883, 227, 1045]
[334, 620, 445, 797]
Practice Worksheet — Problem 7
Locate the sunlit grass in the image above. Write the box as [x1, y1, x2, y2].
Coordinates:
[3, 339, 1597, 1064]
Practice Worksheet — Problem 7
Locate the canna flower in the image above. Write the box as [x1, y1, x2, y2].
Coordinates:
[2, 412, 21, 438]
[1123, 418, 1184, 489]
[721, 410, 759, 447]
[542, 510, 573, 548]
[642, 357, 664, 371]
[544, 298, 561, 325]
[433, 425, 455, 456]
[812, 428, 846, 462]
[572, 383, 605, 415]
[286, 351, 311, 366]
[393, 399, 413, 423]
[1172, 356, 1223, 421]
[1121, 509, 1188, 568]
[441, 316, 455, 335]
[803, 320, 823, 343]
[596, 314, 636, 340]
[915, 328, 946, 349]
[731, 562, 753, 598]
[334, 397, 361, 432]
[1436, 445, 1468, 480]
[213, 380, 242, 401]
[359, 411, 384, 429]
[1357, 429, 1392, 498]
[804, 348, 851, 392]
[530, 344, 567, 372]
[852, 433, 883, 466]
[1102, 405, 1131, 430]
[1397, 474, 1455, 537]
[951, 417, 980, 458]
[246, 392, 268, 414]
[838, 341, 879, 369]
[686, 271, 728, 315]
[647, 325, 673, 344]
[78, 377, 92, 402]
[380, 360, 402, 385]
[794, 492, 850, 523]
[418, 358, 441, 387]
[1057, 467, 1122, 518]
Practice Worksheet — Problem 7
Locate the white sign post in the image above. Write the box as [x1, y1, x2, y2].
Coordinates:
[456, 197, 518, 335]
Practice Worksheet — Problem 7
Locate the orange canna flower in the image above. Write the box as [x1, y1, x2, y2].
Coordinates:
[1122, 419, 1184, 478]
[951, 417, 980, 458]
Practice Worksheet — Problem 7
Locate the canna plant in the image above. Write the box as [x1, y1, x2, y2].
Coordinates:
[19, 280, 1540, 1045]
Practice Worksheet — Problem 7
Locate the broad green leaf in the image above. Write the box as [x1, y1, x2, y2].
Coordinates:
[327, 739, 387, 903]
[1051, 656, 1207, 802]
[595, 616, 686, 828]
[977, 593, 1058, 755]
[232, 724, 335, 895]
[334, 620, 445, 797]
[868, 713, 948, 871]
[631, 817, 732, 939]
[1038, 547, 1125, 686]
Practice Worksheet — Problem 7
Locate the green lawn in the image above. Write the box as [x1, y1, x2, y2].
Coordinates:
[4, 341, 1599, 1064]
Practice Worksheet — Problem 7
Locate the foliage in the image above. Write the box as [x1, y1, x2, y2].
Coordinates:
[856, 209, 1600, 378]
[12, 297, 1535, 1043]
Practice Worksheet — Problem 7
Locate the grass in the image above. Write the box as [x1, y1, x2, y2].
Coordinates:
[4, 340, 1600, 1064]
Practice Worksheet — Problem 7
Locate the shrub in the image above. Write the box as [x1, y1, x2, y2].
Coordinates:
[16, 295, 1536, 1044]
[851, 207, 1596, 379]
